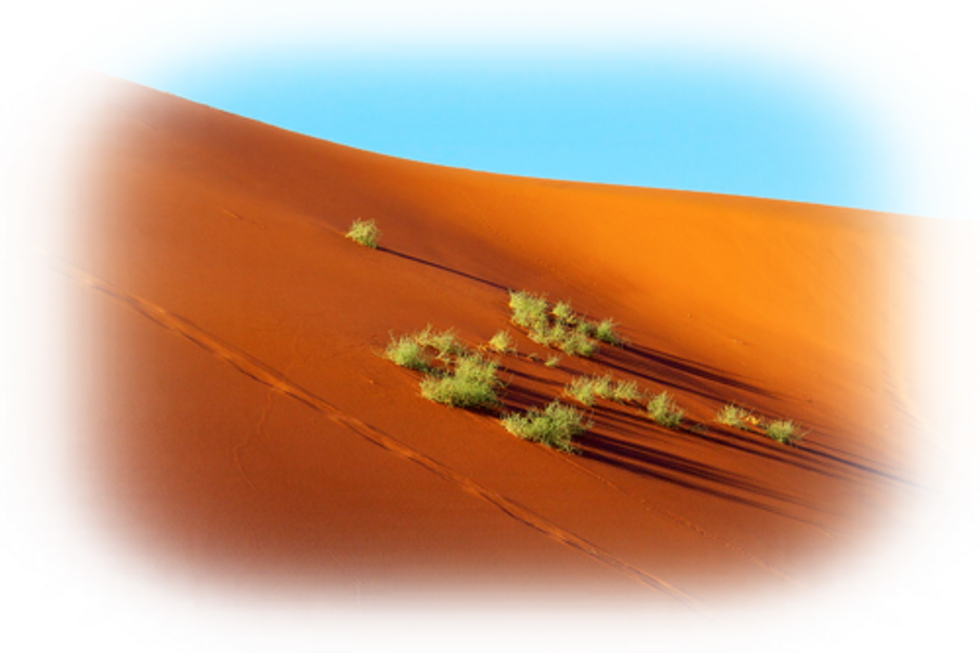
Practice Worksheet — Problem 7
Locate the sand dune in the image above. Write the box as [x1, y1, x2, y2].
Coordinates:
[57, 73, 925, 609]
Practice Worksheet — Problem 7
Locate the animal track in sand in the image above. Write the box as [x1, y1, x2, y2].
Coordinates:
[0, 233, 786, 650]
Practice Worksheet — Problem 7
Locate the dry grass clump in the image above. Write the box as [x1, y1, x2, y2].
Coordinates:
[345, 218, 381, 248]
[715, 403, 754, 430]
[593, 319, 622, 345]
[414, 324, 465, 361]
[765, 419, 806, 445]
[565, 375, 612, 406]
[551, 300, 577, 325]
[488, 330, 517, 354]
[383, 332, 432, 371]
[384, 326, 504, 409]
[500, 400, 591, 453]
[544, 354, 562, 368]
[565, 375, 644, 406]
[420, 353, 502, 408]
[646, 391, 684, 429]
[611, 379, 642, 404]
[508, 289, 622, 358]
[558, 330, 597, 357]
[509, 290, 549, 331]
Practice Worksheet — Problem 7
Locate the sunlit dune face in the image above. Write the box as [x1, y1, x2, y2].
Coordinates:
[0, 64, 980, 651]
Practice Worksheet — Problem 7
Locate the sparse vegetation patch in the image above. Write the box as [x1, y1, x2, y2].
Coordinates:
[420, 353, 502, 409]
[564, 374, 619, 406]
[345, 218, 381, 248]
[508, 289, 622, 358]
[500, 400, 591, 453]
[383, 332, 432, 371]
[765, 419, 805, 445]
[488, 330, 516, 353]
[593, 319, 623, 345]
[715, 403, 753, 430]
[414, 324, 465, 361]
[509, 290, 549, 331]
[646, 391, 685, 429]
[612, 379, 643, 404]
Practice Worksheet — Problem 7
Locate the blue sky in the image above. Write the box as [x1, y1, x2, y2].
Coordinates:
[119, 51, 895, 213]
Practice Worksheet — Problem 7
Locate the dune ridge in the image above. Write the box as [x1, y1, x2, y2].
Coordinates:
[61, 73, 924, 606]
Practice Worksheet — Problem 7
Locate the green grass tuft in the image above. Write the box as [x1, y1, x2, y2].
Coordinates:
[765, 419, 805, 445]
[488, 330, 516, 353]
[612, 379, 643, 404]
[552, 301, 577, 325]
[500, 400, 591, 453]
[544, 354, 562, 368]
[564, 375, 614, 406]
[646, 391, 685, 429]
[593, 319, 622, 345]
[420, 353, 502, 408]
[414, 324, 465, 361]
[715, 403, 753, 430]
[558, 330, 597, 357]
[345, 218, 381, 248]
[508, 290, 549, 330]
[383, 332, 431, 371]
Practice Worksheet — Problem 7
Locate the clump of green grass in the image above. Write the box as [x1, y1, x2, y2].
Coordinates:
[575, 320, 597, 337]
[715, 403, 753, 430]
[488, 330, 516, 354]
[383, 332, 431, 371]
[646, 391, 685, 429]
[551, 300, 577, 325]
[508, 289, 608, 358]
[564, 375, 614, 406]
[509, 290, 549, 330]
[612, 379, 643, 404]
[500, 400, 591, 453]
[558, 330, 597, 357]
[765, 419, 805, 445]
[528, 321, 568, 347]
[345, 218, 381, 248]
[544, 354, 562, 368]
[420, 353, 502, 408]
[414, 324, 464, 361]
[593, 318, 623, 345]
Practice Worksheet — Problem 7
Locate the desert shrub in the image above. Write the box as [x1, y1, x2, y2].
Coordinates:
[566, 376, 597, 406]
[558, 330, 597, 357]
[593, 318, 622, 345]
[420, 353, 501, 408]
[345, 218, 381, 248]
[565, 375, 614, 406]
[500, 400, 591, 453]
[592, 375, 614, 400]
[414, 324, 465, 361]
[647, 391, 684, 428]
[508, 289, 615, 358]
[509, 290, 549, 330]
[544, 354, 562, 368]
[715, 403, 752, 430]
[529, 321, 567, 347]
[552, 301, 577, 325]
[612, 379, 642, 404]
[488, 330, 516, 353]
[766, 419, 805, 445]
[575, 320, 597, 337]
[384, 332, 431, 371]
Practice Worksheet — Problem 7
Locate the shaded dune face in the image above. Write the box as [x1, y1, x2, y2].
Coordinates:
[61, 75, 923, 607]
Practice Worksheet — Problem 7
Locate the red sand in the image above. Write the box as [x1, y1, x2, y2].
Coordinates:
[57, 74, 925, 610]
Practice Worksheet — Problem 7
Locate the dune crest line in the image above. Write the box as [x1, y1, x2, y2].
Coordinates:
[51, 255, 715, 616]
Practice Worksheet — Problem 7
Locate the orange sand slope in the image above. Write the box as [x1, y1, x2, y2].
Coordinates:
[60, 74, 924, 607]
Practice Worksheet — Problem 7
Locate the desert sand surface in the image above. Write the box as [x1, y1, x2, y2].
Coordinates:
[54, 73, 925, 613]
